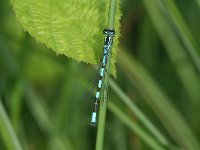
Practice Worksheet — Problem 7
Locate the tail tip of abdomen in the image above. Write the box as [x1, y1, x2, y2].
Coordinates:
[91, 112, 97, 126]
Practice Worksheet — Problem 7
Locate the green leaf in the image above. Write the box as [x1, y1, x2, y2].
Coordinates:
[11, 0, 122, 76]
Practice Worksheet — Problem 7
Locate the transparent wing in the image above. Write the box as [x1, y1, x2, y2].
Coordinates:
[82, 62, 101, 102]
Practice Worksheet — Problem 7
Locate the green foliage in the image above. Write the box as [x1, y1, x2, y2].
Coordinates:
[1, 0, 200, 150]
[0, 100, 23, 150]
[11, 0, 122, 76]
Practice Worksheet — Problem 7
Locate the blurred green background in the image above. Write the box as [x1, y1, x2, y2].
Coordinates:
[1, 0, 200, 150]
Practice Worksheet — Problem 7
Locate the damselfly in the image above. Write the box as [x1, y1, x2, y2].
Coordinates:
[91, 29, 115, 126]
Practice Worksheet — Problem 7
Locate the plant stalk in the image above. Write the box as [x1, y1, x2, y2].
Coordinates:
[95, 0, 117, 150]
[0, 99, 23, 150]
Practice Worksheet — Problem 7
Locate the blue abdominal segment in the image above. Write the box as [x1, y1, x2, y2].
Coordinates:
[91, 112, 97, 126]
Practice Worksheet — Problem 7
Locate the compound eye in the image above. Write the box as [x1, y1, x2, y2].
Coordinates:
[103, 29, 115, 36]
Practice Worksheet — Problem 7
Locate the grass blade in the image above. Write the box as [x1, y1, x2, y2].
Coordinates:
[160, 0, 200, 73]
[0, 99, 23, 150]
[108, 102, 166, 150]
[118, 50, 200, 150]
[142, 0, 200, 106]
[196, 0, 200, 7]
[95, 96, 108, 150]
[25, 85, 73, 150]
[109, 79, 169, 147]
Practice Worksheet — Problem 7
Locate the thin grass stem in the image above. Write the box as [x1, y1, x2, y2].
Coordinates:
[109, 79, 170, 147]
[0, 99, 23, 150]
[108, 102, 166, 150]
[95, 0, 117, 150]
